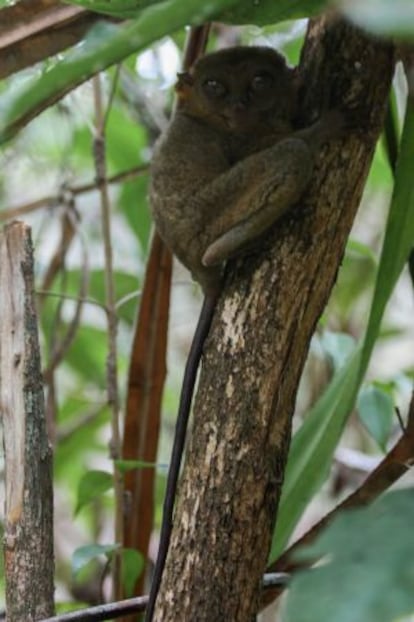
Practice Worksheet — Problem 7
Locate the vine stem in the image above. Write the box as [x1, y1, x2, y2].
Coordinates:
[92, 71, 124, 599]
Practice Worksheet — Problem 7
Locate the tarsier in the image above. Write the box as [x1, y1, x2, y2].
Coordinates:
[145, 46, 343, 620]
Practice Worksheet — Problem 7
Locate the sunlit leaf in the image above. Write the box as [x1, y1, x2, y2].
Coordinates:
[75, 469, 113, 514]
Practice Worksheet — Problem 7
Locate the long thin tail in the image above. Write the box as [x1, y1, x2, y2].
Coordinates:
[144, 294, 217, 621]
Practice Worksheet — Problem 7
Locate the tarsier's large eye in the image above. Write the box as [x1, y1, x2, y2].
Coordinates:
[250, 73, 274, 93]
[203, 79, 227, 98]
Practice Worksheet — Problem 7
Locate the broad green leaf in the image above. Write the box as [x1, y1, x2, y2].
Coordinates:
[121, 548, 145, 597]
[285, 489, 414, 622]
[340, 0, 414, 40]
[75, 469, 113, 514]
[271, 96, 414, 562]
[0, 0, 240, 143]
[72, 543, 119, 577]
[357, 384, 394, 450]
[65, 0, 165, 18]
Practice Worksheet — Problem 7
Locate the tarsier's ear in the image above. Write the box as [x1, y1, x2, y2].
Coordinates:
[175, 71, 194, 100]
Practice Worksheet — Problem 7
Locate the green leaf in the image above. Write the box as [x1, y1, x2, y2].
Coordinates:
[72, 543, 119, 577]
[0, 0, 240, 143]
[367, 137, 394, 188]
[285, 489, 414, 622]
[121, 548, 145, 597]
[75, 469, 113, 514]
[360, 96, 414, 375]
[66, 0, 165, 18]
[105, 105, 148, 171]
[340, 0, 414, 40]
[357, 384, 394, 450]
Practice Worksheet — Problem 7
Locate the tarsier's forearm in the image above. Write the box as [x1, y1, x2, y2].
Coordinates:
[200, 137, 313, 266]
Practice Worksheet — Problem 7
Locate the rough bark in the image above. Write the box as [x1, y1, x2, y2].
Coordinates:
[0, 222, 54, 620]
[153, 14, 394, 622]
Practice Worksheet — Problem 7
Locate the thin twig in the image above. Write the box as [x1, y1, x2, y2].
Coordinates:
[42, 207, 90, 384]
[0, 164, 149, 222]
[36, 290, 106, 311]
[92, 72, 124, 598]
[57, 405, 107, 444]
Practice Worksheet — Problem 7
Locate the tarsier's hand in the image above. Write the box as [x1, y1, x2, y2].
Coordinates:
[150, 46, 342, 294]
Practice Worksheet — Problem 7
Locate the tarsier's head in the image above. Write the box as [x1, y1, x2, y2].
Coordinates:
[176, 46, 296, 133]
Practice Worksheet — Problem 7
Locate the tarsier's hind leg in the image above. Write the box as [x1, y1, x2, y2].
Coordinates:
[202, 138, 313, 267]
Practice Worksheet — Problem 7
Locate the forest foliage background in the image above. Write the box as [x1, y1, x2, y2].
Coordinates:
[0, 0, 414, 620]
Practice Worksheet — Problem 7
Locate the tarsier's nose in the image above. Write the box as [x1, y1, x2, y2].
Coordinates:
[229, 94, 248, 112]
[233, 101, 247, 112]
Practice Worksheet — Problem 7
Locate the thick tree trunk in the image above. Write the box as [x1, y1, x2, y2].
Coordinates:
[0, 222, 55, 620]
[154, 15, 394, 622]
